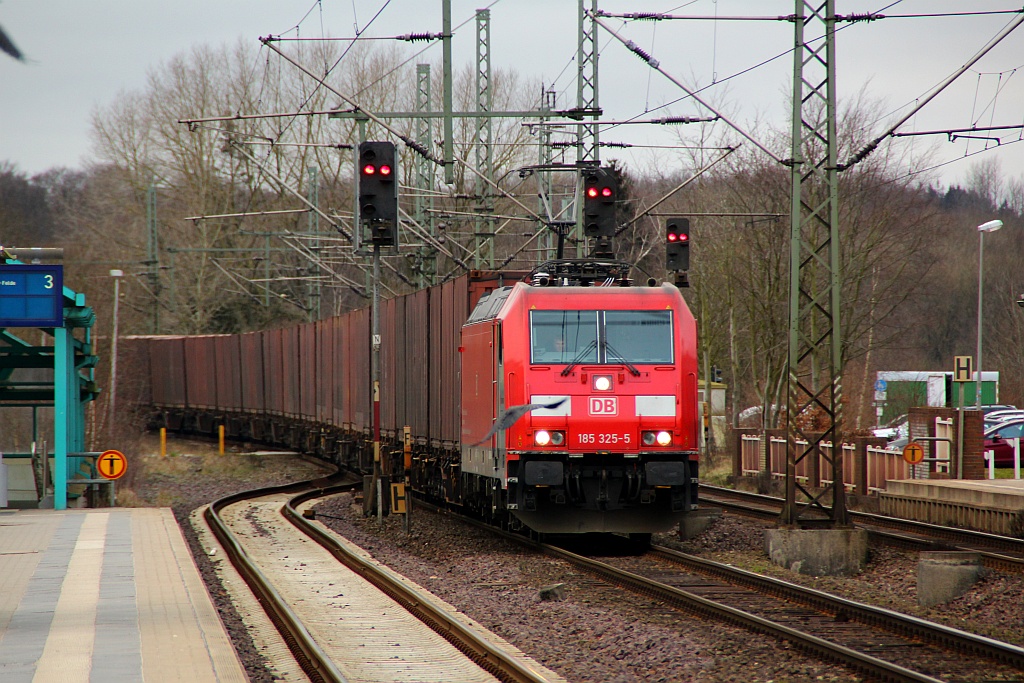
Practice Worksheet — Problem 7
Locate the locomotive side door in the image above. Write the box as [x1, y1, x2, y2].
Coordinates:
[460, 321, 502, 479]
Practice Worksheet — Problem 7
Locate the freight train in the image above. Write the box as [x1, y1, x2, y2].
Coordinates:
[138, 261, 700, 535]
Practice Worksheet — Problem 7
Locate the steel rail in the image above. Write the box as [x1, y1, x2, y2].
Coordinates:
[283, 485, 557, 683]
[204, 474, 351, 683]
[649, 545, 1024, 668]
[700, 484, 1024, 571]
[411, 498, 956, 681]
[536, 542, 945, 683]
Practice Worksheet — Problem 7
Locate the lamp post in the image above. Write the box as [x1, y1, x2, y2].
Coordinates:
[109, 270, 123, 426]
[976, 219, 1003, 410]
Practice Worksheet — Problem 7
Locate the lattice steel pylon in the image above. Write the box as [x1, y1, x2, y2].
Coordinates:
[473, 9, 495, 269]
[782, 0, 846, 526]
[575, 0, 600, 253]
[414, 63, 437, 287]
[576, 0, 600, 165]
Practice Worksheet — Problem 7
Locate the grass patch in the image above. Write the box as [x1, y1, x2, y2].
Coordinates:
[700, 453, 733, 486]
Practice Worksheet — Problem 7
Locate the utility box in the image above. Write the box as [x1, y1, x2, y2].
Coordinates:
[698, 380, 727, 450]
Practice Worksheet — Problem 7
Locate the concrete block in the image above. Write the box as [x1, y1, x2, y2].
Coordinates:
[678, 507, 722, 540]
[917, 551, 984, 608]
[764, 527, 869, 577]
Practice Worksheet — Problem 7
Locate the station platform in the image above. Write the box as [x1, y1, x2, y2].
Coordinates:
[0, 507, 246, 682]
[879, 478, 1024, 536]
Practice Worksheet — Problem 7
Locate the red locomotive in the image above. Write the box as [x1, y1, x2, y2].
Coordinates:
[460, 271, 699, 534]
[137, 262, 699, 536]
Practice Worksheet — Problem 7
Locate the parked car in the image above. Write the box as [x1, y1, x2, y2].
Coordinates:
[983, 418, 1024, 468]
[982, 409, 1024, 424]
[887, 436, 909, 452]
[873, 414, 908, 441]
[982, 404, 1017, 415]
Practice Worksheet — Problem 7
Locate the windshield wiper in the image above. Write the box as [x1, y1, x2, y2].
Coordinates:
[603, 341, 641, 376]
[559, 339, 598, 377]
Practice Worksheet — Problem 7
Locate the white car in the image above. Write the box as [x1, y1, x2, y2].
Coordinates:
[873, 415, 908, 441]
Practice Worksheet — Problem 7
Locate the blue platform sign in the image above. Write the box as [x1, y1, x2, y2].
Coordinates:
[0, 264, 64, 327]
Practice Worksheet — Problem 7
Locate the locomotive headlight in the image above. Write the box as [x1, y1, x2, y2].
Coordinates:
[550, 431, 565, 446]
[593, 375, 613, 391]
[643, 430, 673, 447]
[535, 430, 552, 446]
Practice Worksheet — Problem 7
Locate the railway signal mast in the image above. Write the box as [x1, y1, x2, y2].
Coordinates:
[359, 140, 399, 524]
[666, 216, 690, 288]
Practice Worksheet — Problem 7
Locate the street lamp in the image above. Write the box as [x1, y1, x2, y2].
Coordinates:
[109, 270, 123, 426]
[976, 219, 1003, 410]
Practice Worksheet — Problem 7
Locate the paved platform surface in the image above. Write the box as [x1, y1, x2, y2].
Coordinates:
[0, 507, 247, 682]
[885, 477, 1024, 507]
[880, 477, 1024, 535]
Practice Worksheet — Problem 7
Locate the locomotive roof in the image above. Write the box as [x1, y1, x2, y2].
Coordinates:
[465, 281, 688, 325]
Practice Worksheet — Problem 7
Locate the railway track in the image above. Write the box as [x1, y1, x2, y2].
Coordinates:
[408, 498, 1024, 682]
[203, 477, 562, 683]
[700, 484, 1024, 572]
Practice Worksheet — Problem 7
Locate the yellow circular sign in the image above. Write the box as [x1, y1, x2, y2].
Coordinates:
[902, 441, 925, 466]
[98, 450, 128, 480]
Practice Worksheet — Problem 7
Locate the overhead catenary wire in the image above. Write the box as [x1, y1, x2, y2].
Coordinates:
[839, 10, 1024, 171]
[588, 10, 784, 165]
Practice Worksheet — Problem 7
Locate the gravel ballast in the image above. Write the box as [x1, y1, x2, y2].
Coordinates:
[130, 438, 1024, 682]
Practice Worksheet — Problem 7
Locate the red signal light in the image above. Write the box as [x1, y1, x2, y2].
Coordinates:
[362, 164, 376, 176]
[379, 164, 392, 177]
[586, 187, 599, 199]
[600, 186, 612, 198]
[678, 233, 688, 242]
[667, 233, 678, 242]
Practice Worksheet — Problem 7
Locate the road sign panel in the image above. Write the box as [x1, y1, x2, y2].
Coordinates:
[874, 379, 887, 392]
[954, 355, 973, 382]
[902, 442, 925, 466]
[0, 264, 64, 328]
[98, 450, 128, 480]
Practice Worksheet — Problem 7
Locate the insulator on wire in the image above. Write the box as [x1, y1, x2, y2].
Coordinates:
[624, 40, 659, 69]
[623, 12, 667, 21]
[841, 13, 883, 23]
[396, 32, 441, 42]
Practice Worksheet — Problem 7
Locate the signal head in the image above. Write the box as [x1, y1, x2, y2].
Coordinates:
[665, 216, 691, 272]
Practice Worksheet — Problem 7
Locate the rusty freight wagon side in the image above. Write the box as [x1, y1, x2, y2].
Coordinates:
[281, 326, 301, 419]
[214, 334, 242, 412]
[240, 331, 265, 414]
[316, 318, 333, 426]
[149, 336, 187, 409]
[263, 328, 285, 417]
[183, 336, 218, 410]
[299, 322, 317, 423]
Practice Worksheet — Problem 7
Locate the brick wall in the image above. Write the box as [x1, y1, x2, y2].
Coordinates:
[907, 407, 984, 479]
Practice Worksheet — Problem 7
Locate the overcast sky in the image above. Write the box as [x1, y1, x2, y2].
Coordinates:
[2, 1, 1022, 190]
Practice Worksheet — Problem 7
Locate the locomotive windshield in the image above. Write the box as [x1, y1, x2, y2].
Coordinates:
[530, 310, 673, 364]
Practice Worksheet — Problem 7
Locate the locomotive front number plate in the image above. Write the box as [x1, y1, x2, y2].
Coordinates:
[577, 432, 633, 446]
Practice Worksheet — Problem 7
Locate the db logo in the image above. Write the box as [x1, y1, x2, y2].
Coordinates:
[589, 397, 618, 416]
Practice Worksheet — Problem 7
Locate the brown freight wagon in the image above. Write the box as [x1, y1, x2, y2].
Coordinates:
[142, 271, 524, 459]
[239, 331, 265, 414]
